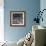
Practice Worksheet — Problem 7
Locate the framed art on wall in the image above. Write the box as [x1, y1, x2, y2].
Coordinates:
[10, 11, 26, 27]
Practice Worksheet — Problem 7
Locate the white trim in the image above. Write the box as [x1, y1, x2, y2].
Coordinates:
[0, 0, 4, 42]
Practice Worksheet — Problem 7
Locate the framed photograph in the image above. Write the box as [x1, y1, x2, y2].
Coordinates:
[10, 11, 26, 27]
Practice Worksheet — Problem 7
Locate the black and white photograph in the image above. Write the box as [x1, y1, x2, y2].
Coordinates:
[10, 11, 26, 26]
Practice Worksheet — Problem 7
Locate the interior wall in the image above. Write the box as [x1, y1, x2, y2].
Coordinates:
[40, 0, 46, 45]
[4, 0, 40, 42]
[40, 0, 46, 27]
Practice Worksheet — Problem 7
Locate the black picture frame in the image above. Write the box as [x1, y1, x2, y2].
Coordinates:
[10, 11, 26, 27]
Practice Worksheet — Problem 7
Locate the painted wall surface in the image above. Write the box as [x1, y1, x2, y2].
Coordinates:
[4, 0, 40, 42]
[40, 0, 46, 27]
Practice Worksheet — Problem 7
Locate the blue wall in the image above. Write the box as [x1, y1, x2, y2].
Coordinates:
[4, 0, 40, 42]
[40, 0, 46, 27]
